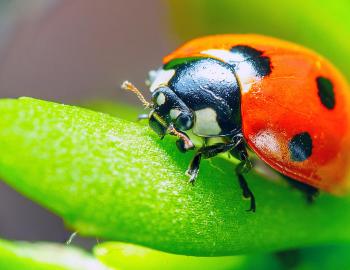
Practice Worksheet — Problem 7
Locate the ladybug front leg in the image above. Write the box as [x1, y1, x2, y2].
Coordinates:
[186, 152, 202, 184]
[230, 142, 256, 212]
[137, 114, 149, 120]
[236, 161, 256, 212]
[186, 142, 238, 184]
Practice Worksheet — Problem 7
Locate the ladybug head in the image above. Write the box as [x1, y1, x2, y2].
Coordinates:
[121, 81, 195, 150]
[150, 86, 194, 135]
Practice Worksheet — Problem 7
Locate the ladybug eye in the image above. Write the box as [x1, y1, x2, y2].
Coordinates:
[175, 113, 193, 131]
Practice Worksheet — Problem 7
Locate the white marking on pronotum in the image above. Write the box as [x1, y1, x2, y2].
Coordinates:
[146, 69, 158, 86]
[201, 48, 260, 93]
[150, 69, 175, 92]
[170, 108, 181, 119]
[156, 93, 166, 105]
[193, 107, 221, 135]
[201, 49, 246, 62]
[234, 61, 259, 93]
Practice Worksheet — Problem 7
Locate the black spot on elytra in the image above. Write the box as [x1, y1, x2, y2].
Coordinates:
[316, 76, 335, 109]
[288, 132, 313, 162]
[230, 45, 272, 76]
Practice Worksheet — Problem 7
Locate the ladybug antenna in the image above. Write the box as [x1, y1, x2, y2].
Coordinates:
[121, 81, 152, 108]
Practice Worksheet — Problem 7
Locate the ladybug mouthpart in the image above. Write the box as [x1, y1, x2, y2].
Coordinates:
[168, 124, 194, 150]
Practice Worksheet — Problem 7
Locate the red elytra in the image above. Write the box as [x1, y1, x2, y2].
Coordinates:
[164, 34, 350, 194]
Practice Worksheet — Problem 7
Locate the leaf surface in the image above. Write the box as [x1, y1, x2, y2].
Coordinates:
[0, 97, 349, 256]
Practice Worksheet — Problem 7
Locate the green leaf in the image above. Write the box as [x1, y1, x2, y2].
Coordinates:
[94, 242, 350, 270]
[93, 242, 279, 270]
[0, 239, 109, 270]
[163, 57, 205, 70]
[79, 99, 142, 122]
[0, 97, 350, 256]
[294, 244, 350, 270]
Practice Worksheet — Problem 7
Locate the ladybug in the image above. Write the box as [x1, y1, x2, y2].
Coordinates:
[122, 34, 350, 212]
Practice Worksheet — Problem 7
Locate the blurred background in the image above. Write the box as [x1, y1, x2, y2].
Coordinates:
[0, 0, 173, 246]
[0, 0, 349, 250]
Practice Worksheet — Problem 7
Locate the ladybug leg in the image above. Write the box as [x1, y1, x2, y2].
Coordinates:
[137, 114, 149, 121]
[186, 142, 238, 184]
[236, 162, 256, 212]
[283, 175, 319, 203]
[186, 152, 202, 184]
[230, 141, 256, 212]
